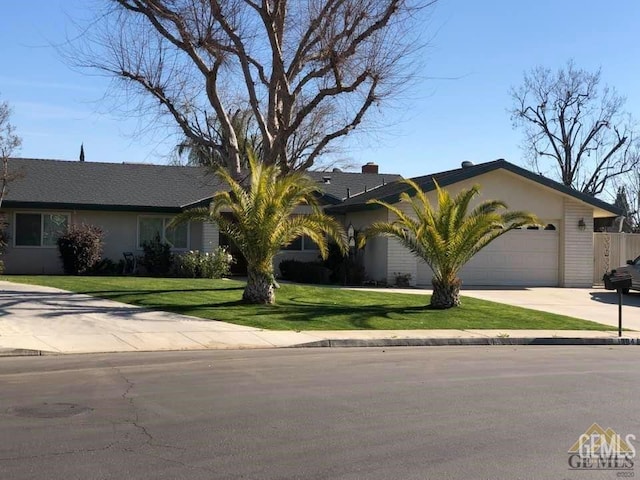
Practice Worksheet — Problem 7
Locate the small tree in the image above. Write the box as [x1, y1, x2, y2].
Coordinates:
[510, 61, 639, 196]
[359, 180, 538, 309]
[57, 224, 105, 275]
[139, 234, 173, 276]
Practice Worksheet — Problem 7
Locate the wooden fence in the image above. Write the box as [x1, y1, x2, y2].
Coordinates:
[593, 233, 640, 284]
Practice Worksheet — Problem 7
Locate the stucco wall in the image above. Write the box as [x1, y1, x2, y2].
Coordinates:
[2, 209, 202, 274]
[440, 169, 565, 219]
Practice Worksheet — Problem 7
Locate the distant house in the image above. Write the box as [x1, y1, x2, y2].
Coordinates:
[1, 158, 399, 275]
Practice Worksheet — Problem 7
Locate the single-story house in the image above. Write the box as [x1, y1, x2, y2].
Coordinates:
[327, 159, 621, 288]
[0, 158, 399, 274]
[1, 157, 620, 287]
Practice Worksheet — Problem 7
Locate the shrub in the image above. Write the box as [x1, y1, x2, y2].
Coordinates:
[57, 224, 104, 275]
[393, 272, 412, 287]
[278, 259, 331, 284]
[0, 213, 9, 274]
[172, 248, 234, 278]
[139, 234, 173, 276]
[321, 242, 364, 285]
[88, 258, 123, 276]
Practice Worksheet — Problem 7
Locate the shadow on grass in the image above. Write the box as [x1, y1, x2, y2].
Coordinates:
[160, 301, 433, 329]
[77, 287, 245, 296]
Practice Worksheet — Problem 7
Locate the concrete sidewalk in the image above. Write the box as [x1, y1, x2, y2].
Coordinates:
[0, 281, 637, 355]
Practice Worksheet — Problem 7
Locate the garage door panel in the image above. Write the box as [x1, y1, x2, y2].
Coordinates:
[417, 230, 558, 287]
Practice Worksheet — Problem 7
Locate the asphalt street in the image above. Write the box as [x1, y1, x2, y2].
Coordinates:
[1, 346, 640, 479]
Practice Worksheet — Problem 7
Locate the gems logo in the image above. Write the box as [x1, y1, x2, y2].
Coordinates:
[568, 423, 636, 473]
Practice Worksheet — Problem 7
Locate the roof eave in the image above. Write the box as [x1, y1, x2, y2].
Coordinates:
[2, 201, 184, 213]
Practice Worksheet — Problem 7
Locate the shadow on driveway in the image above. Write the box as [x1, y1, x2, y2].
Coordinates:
[589, 290, 640, 307]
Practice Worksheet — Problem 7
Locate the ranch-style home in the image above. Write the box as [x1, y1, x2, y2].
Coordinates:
[0, 158, 399, 275]
[1, 157, 620, 287]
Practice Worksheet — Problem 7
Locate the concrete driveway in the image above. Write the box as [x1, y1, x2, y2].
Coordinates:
[462, 286, 640, 331]
[356, 286, 640, 331]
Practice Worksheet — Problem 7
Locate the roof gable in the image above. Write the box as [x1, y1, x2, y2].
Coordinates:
[327, 159, 621, 216]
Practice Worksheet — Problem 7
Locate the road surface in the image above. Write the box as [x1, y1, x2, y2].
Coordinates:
[1, 346, 639, 479]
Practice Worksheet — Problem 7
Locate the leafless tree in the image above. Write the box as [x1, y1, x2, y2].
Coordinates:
[69, 0, 435, 177]
[510, 61, 638, 196]
[611, 172, 640, 232]
[0, 96, 21, 208]
[0, 96, 21, 264]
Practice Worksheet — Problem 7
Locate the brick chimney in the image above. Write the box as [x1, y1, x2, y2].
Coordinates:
[361, 162, 378, 174]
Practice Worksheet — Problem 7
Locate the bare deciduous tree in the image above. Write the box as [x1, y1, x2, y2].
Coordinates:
[0, 96, 21, 207]
[69, 0, 435, 176]
[510, 61, 638, 196]
[611, 172, 640, 232]
[0, 96, 21, 268]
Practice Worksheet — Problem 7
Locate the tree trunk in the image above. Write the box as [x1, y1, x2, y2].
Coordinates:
[243, 268, 275, 304]
[430, 277, 461, 309]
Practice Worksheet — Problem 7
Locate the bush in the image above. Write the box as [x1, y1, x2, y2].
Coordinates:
[0, 213, 9, 274]
[321, 242, 364, 285]
[88, 258, 124, 276]
[278, 259, 331, 284]
[139, 234, 173, 276]
[57, 224, 104, 275]
[172, 248, 234, 278]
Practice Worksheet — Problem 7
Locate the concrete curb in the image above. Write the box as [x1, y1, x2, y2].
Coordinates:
[0, 348, 51, 357]
[292, 337, 640, 348]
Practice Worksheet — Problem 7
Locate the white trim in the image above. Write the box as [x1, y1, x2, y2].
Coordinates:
[13, 212, 70, 248]
[136, 215, 190, 251]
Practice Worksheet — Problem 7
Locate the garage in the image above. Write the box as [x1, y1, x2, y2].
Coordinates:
[417, 228, 559, 287]
[330, 159, 622, 288]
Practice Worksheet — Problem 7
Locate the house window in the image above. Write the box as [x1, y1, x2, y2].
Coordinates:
[138, 216, 188, 249]
[283, 235, 319, 251]
[15, 213, 68, 247]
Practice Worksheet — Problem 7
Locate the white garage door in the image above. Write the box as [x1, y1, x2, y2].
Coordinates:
[417, 229, 559, 287]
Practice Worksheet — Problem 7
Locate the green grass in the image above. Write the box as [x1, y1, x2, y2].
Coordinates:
[1, 275, 612, 331]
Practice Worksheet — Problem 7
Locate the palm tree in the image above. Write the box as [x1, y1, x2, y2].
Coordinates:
[172, 151, 347, 304]
[174, 109, 261, 170]
[359, 179, 538, 309]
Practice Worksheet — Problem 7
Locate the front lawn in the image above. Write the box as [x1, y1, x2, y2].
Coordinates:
[1, 276, 611, 331]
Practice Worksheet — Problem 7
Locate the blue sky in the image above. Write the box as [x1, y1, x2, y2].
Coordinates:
[2, 0, 639, 180]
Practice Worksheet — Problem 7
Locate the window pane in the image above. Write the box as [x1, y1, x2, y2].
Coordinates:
[15, 214, 41, 246]
[283, 236, 302, 251]
[139, 217, 163, 247]
[165, 220, 188, 249]
[43, 214, 68, 246]
[303, 235, 319, 251]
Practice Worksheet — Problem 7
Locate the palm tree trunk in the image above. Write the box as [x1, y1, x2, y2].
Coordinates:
[243, 267, 275, 304]
[430, 277, 461, 309]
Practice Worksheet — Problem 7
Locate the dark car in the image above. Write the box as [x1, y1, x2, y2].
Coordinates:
[605, 256, 640, 294]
